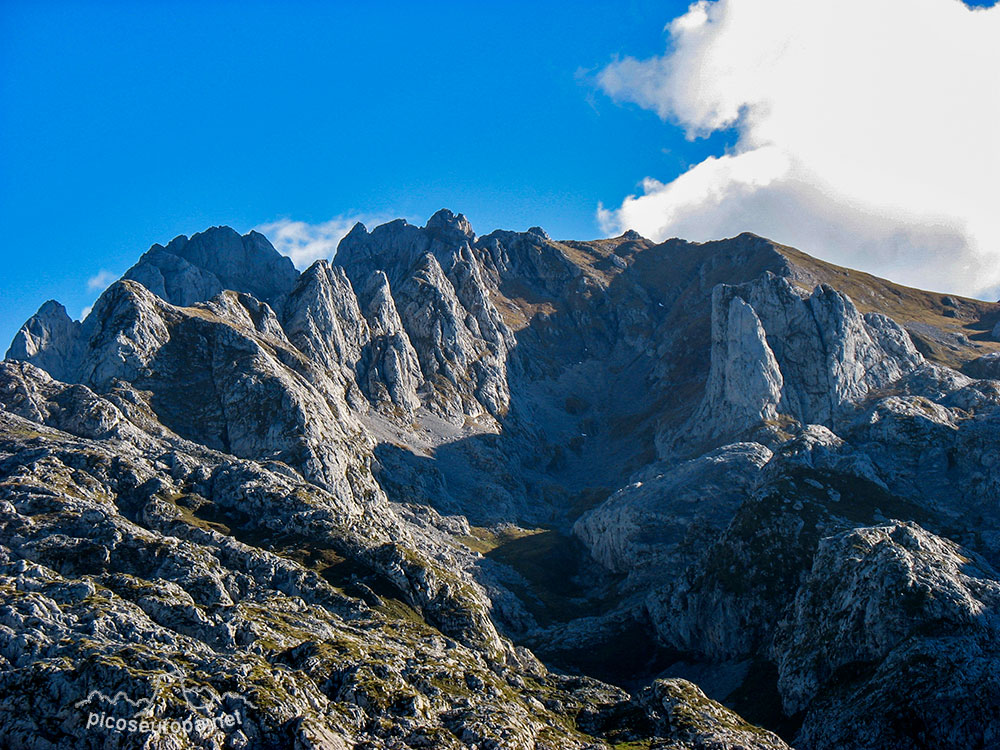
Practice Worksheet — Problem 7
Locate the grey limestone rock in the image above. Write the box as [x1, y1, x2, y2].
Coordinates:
[681, 292, 783, 446]
[574, 442, 773, 576]
[778, 522, 1000, 750]
[773, 521, 1000, 714]
[124, 226, 300, 312]
[357, 270, 423, 414]
[283, 260, 368, 374]
[5, 214, 1000, 750]
[336, 211, 516, 421]
[672, 273, 924, 453]
[0, 361, 616, 748]
[4, 300, 82, 383]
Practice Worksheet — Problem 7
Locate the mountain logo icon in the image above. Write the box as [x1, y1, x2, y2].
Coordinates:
[74, 663, 248, 716]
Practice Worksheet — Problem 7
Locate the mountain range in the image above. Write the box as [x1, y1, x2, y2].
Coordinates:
[2, 210, 999, 749]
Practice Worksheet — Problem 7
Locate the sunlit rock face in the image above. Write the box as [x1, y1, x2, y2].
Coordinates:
[5, 214, 1000, 749]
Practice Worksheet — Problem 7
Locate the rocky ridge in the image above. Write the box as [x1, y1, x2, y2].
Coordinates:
[4, 212, 1000, 748]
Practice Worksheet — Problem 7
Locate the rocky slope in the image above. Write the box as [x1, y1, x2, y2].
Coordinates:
[4, 212, 1000, 749]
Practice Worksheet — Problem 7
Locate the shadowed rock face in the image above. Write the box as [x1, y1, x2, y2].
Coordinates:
[124, 226, 300, 310]
[4, 213, 1000, 749]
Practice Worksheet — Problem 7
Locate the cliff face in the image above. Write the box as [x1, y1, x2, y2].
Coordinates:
[674, 273, 924, 451]
[4, 213, 1000, 749]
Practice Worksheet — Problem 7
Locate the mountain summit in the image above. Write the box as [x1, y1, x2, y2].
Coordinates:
[3, 212, 1000, 749]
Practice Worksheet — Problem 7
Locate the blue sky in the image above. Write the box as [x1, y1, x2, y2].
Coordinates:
[2, 0, 997, 350]
[0, 0, 720, 347]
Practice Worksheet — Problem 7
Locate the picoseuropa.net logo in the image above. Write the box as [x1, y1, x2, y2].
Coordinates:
[74, 664, 250, 737]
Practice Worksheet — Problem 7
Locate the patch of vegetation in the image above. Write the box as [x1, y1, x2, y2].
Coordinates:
[172, 497, 233, 535]
[483, 527, 620, 626]
[803, 467, 932, 527]
[661, 679, 777, 739]
[454, 525, 546, 555]
[1, 424, 49, 441]
[778, 242, 1000, 368]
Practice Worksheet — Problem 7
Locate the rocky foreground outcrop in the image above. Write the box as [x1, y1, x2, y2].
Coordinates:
[4, 214, 1000, 748]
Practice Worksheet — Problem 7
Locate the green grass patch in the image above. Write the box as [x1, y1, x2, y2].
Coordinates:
[483, 527, 619, 626]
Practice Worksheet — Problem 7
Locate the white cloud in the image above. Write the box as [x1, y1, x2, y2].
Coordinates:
[86, 269, 118, 292]
[255, 216, 378, 269]
[597, 0, 1000, 297]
